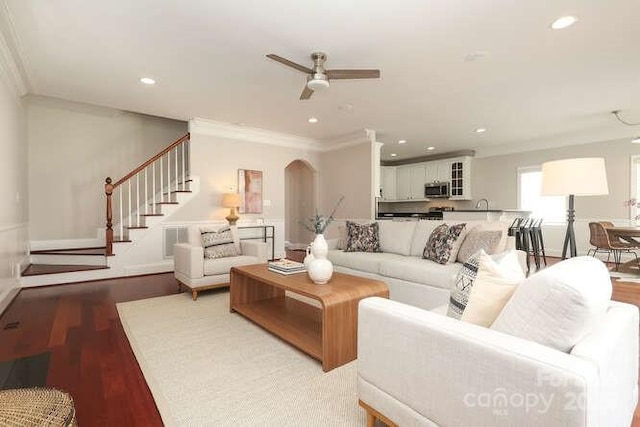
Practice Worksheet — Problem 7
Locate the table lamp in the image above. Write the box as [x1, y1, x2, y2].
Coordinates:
[541, 157, 609, 259]
[221, 193, 241, 225]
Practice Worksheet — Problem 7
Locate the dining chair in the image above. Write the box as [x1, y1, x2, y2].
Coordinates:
[588, 222, 639, 270]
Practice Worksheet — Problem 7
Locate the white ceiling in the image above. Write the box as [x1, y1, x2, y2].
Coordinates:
[4, 0, 640, 159]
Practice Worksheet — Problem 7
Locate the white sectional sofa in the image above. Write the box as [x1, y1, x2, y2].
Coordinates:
[357, 256, 639, 426]
[327, 220, 516, 310]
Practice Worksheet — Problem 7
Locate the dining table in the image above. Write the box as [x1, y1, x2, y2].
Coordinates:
[603, 226, 640, 274]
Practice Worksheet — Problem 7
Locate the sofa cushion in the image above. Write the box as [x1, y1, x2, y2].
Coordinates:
[378, 256, 462, 290]
[422, 223, 466, 264]
[409, 221, 444, 257]
[327, 250, 403, 274]
[447, 250, 482, 319]
[466, 220, 511, 252]
[345, 221, 381, 252]
[201, 226, 241, 259]
[378, 220, 417, 256]
[456, 230, 502, 263]
[491, 256, 612, 352]
[461, 250, 524, 327]
[204, 255, 258, 276]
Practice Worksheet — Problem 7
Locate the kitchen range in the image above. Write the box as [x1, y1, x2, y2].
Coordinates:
[378, 206, 455, 221]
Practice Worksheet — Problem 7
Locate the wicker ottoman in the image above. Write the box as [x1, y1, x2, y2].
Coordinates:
[0, 388, 77, 426]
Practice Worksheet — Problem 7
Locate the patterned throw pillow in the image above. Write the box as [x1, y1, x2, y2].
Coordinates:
[447, 250, 482, 319]
[456, 230, 502, 263]
[344, 221, 381, 252]
[422, 223, 466, 264]
[201, 226, 240, 259]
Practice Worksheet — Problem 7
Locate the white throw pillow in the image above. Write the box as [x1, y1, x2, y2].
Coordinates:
[461, 250, 525, 327]
[491, 256, 612, 353]
[377, 220, 417, 256]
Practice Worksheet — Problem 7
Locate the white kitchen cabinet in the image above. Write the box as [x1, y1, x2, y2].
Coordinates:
[409, 164, 427, 199]
[385, 156, 473, 202]
[448, 156, 472, 200]
[396, 166, 412, 200]
[424, 160, 449, 184]
[380, 166, 397, 200]
[424, 161, 438, 183]
[436, 160, 451, 183]
[395, 163, 428, 200]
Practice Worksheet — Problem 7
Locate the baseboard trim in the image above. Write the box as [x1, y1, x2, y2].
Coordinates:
[0, 287, 20, 317]
[30, 238, 104, 251]
[123, 261, 174, 276]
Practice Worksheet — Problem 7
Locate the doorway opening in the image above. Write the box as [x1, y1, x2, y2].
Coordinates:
[285, 160, 317, 252]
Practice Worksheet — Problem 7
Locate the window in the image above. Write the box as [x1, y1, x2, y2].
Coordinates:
[518, 166, 566, 223]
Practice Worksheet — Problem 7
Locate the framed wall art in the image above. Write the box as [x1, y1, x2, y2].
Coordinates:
[238, 169, 263, 214]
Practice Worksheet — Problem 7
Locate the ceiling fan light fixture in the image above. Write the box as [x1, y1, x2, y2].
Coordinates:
[551, 16, 578, 30]
[307, 78, 330, 91]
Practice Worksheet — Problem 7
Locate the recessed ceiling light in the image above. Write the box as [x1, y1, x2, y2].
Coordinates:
[398, 140, 407, 144]
[390, 153, 398, 157]
[551, 16, 578, 30]
[475, 128, 487, 133]
[427, 146, 435, 151]
[140, 77, 156, 85]
[632, 136, 640, 144]
[308, 117, 318, 123]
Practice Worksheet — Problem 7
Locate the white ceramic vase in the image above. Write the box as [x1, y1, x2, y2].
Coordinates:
[307, 234, 333, 285]
[303, 245, 315, 270]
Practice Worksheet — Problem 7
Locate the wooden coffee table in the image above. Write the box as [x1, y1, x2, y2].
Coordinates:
[230, 264, 388, 371]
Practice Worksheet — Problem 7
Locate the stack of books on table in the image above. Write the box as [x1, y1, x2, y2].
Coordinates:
[268, 259, 306, 275]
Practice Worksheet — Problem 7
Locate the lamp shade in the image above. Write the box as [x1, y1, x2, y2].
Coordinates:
[541, 158, 609, 196]
[221, 193, 241, 208]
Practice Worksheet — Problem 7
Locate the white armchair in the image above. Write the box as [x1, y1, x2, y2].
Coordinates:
[174, 226, 268, 300]
[358, 295, 638, 426]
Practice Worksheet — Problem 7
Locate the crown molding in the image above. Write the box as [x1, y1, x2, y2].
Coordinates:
[189, 118, 324, 151]
[0, 1, 30, 97]
[321, 129, 376, 151]
[190, 118, 377, 153]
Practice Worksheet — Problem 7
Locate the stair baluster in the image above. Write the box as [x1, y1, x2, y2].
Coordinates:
[104, 133, 190, 256]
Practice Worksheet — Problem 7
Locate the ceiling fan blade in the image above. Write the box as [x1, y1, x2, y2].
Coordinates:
[326, 69, 381, 80]
[300, 85, 314, 100]
[266, 54, 313, 74]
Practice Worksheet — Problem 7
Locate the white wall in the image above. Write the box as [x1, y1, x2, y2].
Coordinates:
[0, 63, 28, 313]
[27, 96, 187, 240]
[169, 119, 321, 258]
[472, 137, 640, 256]
[319, 141, 374, 219]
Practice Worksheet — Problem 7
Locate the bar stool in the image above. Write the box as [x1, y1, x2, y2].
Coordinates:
[509, 217, 532, 273]
[530, 218, 547, 267]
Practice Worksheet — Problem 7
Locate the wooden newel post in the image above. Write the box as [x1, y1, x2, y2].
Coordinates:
[105, 177, 114, 256]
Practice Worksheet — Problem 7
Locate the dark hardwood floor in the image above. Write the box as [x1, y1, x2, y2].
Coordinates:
[1, 260, 639, 426]
[0, 273, 179, 426]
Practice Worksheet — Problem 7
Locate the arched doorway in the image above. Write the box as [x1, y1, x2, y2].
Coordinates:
[285, 160, 316, 250]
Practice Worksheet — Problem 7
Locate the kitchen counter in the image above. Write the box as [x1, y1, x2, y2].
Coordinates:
[377, 212, 443, 220]
[443, 209, 531, 222]
[453, 209, 530, 213]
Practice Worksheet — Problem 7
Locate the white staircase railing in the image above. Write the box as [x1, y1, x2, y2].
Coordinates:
[105, 133, 190, 255]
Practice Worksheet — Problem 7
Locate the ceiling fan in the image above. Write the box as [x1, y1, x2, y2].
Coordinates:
[266, 52, 380, 100]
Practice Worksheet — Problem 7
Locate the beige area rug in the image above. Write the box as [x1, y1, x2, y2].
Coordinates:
[117, 291, 366, 426]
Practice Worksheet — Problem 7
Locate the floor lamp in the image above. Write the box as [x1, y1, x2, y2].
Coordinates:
[541, 158, 609, 259]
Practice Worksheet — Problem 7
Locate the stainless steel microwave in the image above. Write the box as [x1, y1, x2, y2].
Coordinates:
[424, 182, 450, 198]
